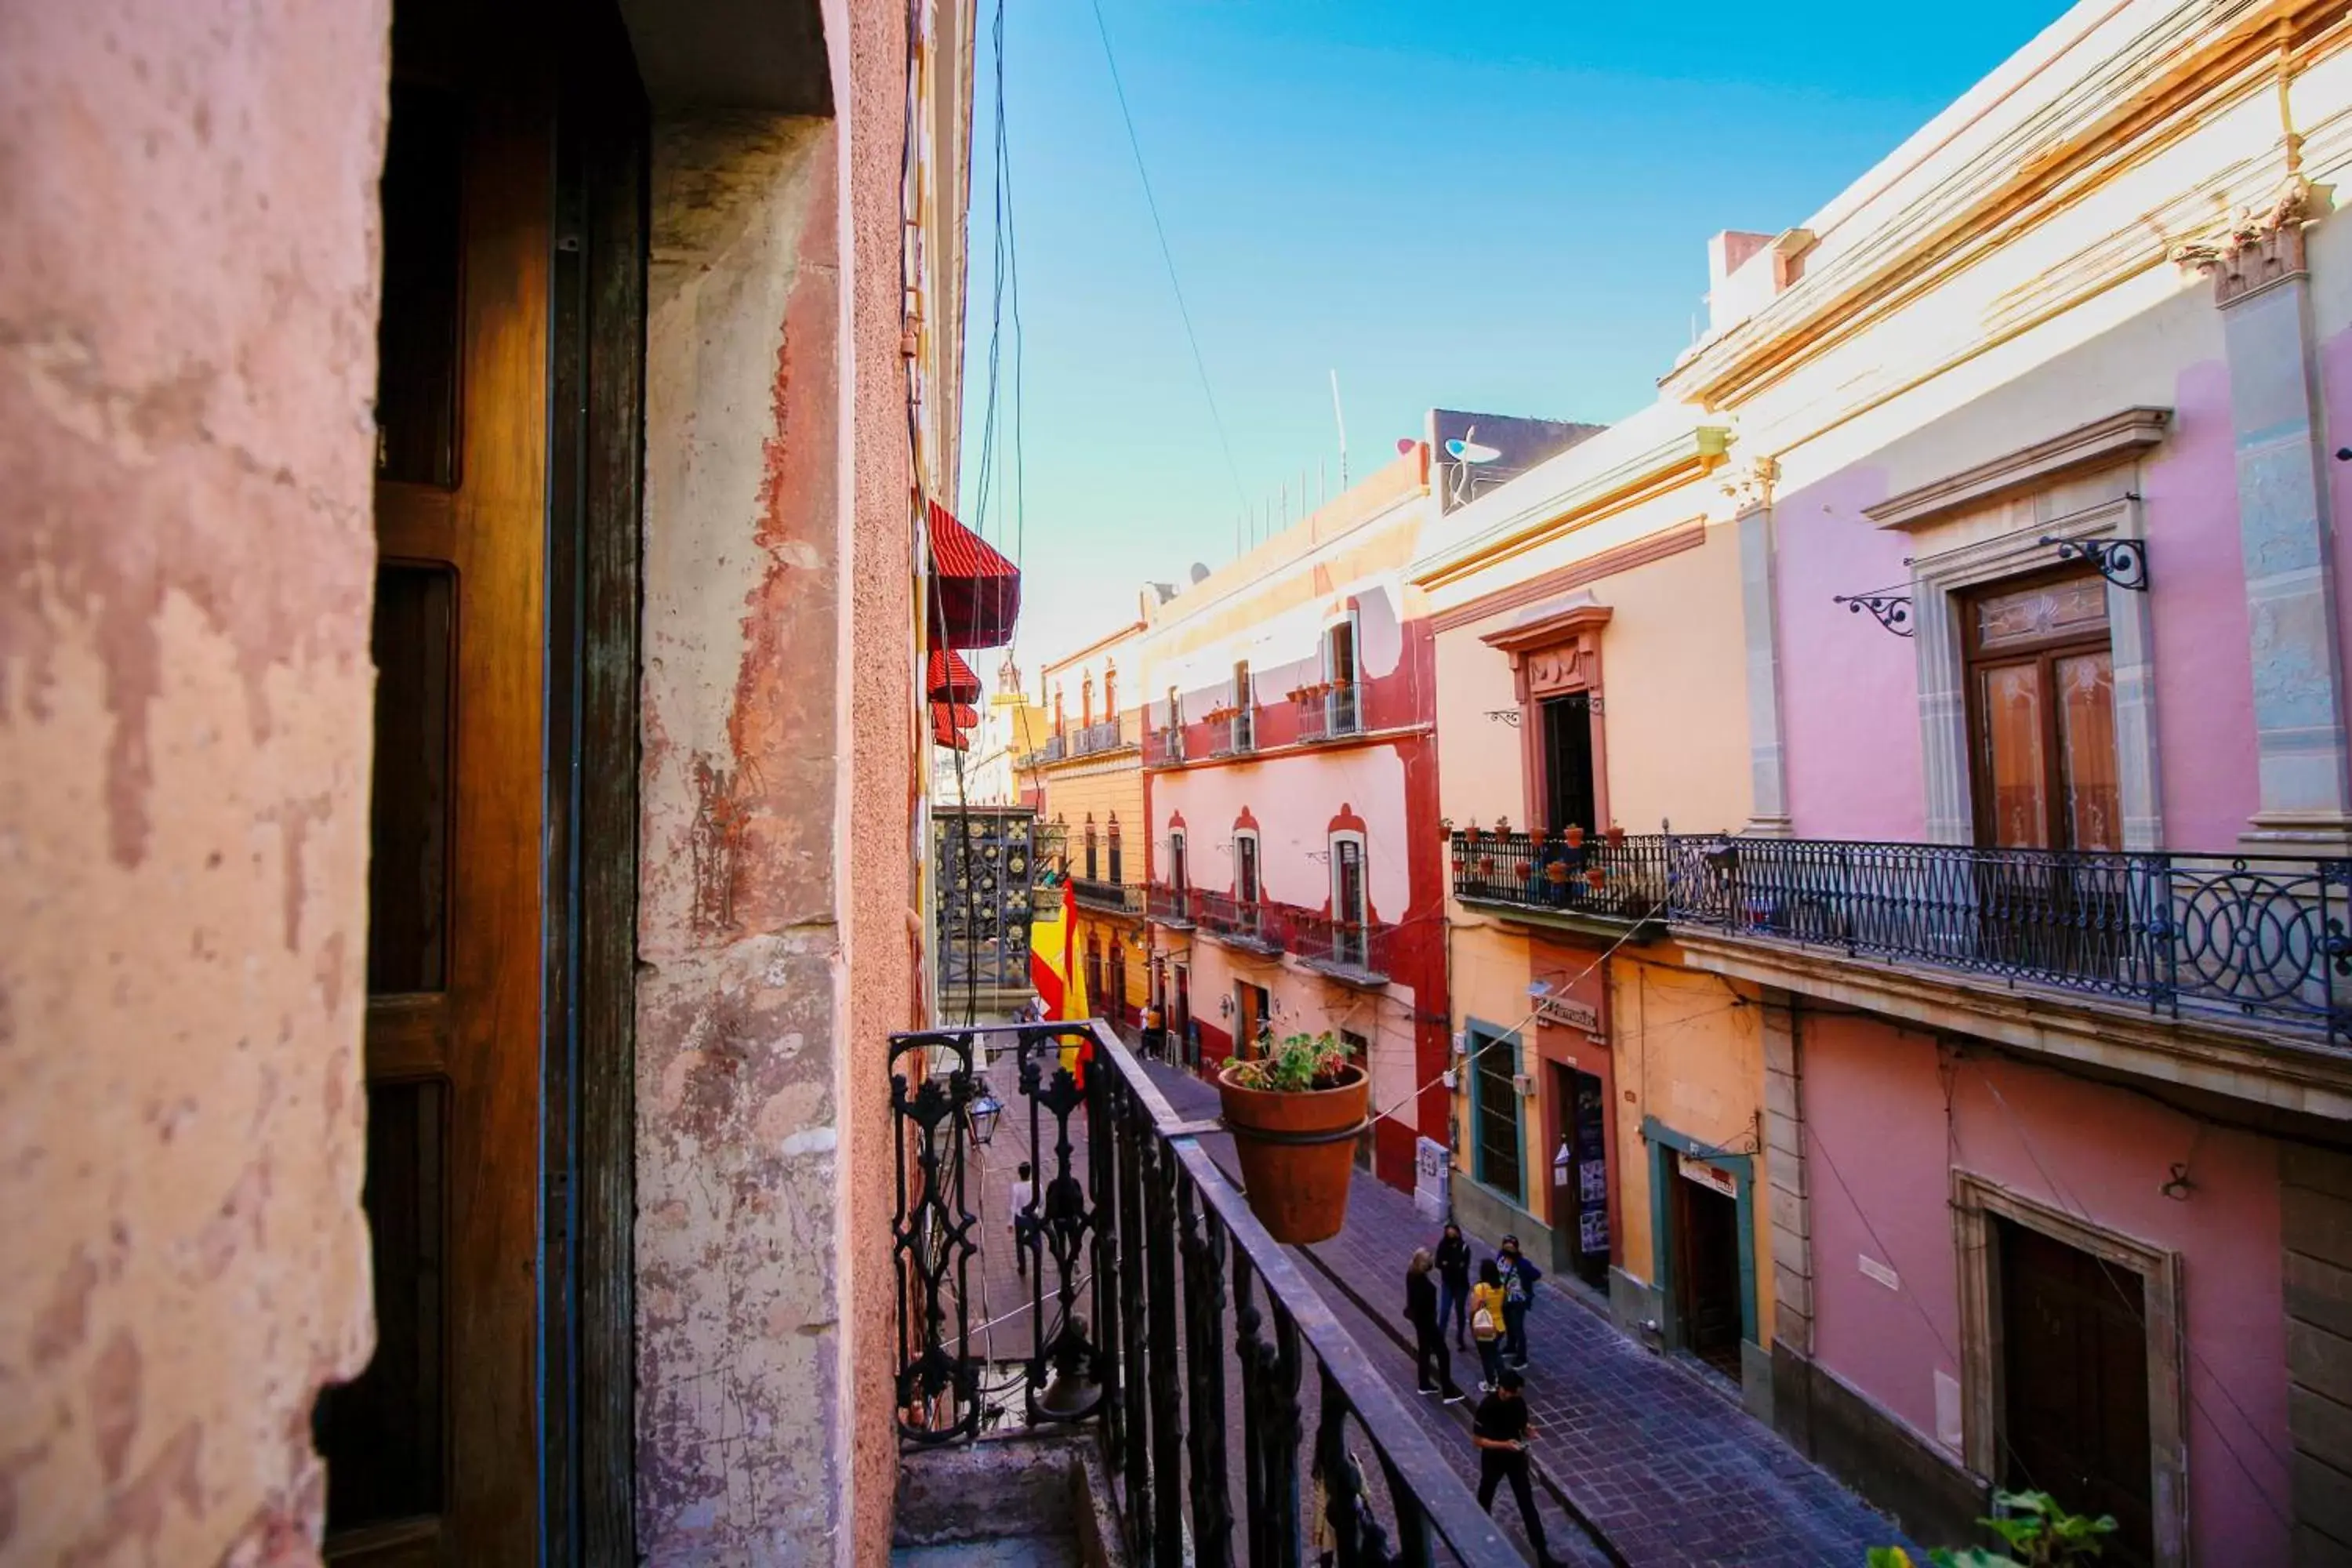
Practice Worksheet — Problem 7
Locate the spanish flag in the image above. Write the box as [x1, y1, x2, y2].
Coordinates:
[1027, 879, 1093, 1085]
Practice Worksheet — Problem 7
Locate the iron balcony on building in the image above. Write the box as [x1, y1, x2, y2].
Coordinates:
[1145, 882, 1195, 929]
[1450, 829, 1674, 938]
[1207, 707, 1256, 759]
[1071, 877, 1145, 917]
[1455, 827, 2352, 1049]
[1068, 718, 1125, 759]
[1290, 912, 1393, 986]
[1143, 727, 1185, 768]
[1018, 734, 1066, 770]
[1192, 889, 1287, 955]
[889, 1020, 1526, 1565]
[1293, 683, 1361, 745]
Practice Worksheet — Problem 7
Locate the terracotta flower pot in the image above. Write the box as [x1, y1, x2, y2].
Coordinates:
[1544, 861, 1571, 884]
[1605, 826, 1626, 847]
[1563, 825, 1585, 848]
[1585, 866, 1607, 889]
[1216, 1062, 1368, 1244]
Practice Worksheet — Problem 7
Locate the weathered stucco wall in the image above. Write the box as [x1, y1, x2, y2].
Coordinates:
[636, 110, 854, 1562]
[839, 0, 918, 1555]
[0, 0, 386, 1560]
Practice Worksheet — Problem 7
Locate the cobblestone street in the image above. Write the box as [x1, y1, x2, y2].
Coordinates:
[1141, 1058, 1916, 1566]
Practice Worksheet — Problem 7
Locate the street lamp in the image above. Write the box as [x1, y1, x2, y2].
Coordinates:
[967, 1088, 1004, 1147]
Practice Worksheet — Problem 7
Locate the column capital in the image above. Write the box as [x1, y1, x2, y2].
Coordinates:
[2172, 175, 2323, 307]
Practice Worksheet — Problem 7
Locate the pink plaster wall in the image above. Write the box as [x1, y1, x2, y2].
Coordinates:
[0, 0, 387, 1558]
[1806, 1017, 2290, 1561]
[2320, 320, 2352, 738]
[2140, 356, 2259, 850]
[1773, 466, 1925, 839]
[1775, 350, 2258, 848]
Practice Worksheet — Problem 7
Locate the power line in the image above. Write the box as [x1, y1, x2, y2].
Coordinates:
[1088, 0, 1250, 520]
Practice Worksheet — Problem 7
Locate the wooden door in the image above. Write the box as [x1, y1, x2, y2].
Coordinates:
[321, 7, 554, 1561]
[1998, 1218, 2154, 1565]
[1671, 1174, 1742, 1377]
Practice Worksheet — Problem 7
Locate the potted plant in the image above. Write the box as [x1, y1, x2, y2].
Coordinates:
[1217, 1032, 1370, 1243]
[1605, 822, 1627, 848]
[1544, 858, 1572, 885]
[1563, 823, 1585, 849]
[1584, 866, 1607, 890]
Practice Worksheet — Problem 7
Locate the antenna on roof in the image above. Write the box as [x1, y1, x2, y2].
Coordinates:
[1330, 369, 1349, 488]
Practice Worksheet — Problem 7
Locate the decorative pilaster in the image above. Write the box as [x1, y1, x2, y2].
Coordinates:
[1761, 993, 1813, 1360]
[1727, 458, 1793, 836]
[2187, 179, 2352, 850]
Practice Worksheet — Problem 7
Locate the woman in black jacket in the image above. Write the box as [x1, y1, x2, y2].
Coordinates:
[1405, 1249, 1466, 1403]
[1434, 1222, 1472, 1348]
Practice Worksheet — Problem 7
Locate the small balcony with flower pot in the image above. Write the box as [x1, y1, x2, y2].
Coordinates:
[1144, 881, 1194, 929]
[1289, 681, 1359, 744]
[1192, 888, 1287, 955]
[1449, 820, 1671, 942]
[1203, 699, 1255, 758]
[1290, 911, 1392, 986]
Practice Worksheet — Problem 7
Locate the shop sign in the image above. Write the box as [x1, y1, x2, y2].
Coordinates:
[1677, 1151, 1737, 1199]
[1534, 993, 1601, 1036]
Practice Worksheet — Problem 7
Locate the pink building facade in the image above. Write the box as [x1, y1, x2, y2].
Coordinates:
[1137, 450, 1450, 1193]
[1646, 2, 2352, 1560]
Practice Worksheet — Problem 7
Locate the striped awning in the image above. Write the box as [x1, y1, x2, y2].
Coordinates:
[928, 499, 1020, 650]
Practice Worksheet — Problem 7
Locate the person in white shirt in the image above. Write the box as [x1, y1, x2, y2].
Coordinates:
[1007, 1161, 1034, 1279]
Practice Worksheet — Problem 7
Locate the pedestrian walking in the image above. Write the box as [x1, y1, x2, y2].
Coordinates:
[1472, 1369, 1557, 1566]
[1496, 1234, 1542, 1367]
[1435, 1221, 1472, 1349]
[1007, 1160, 1034, 1278]
[1404, 1248, 1467, 1403]
[1469, 1259, 1506, 1391]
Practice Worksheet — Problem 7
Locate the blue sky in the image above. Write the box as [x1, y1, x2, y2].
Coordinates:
[956, 1, 2068, 670]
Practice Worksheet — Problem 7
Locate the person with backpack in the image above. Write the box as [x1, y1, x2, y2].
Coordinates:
[1496, 1234, 1541, 1368]
[1434, 1221, 1472, 1349]
[1468, 1258, 1507, 1391]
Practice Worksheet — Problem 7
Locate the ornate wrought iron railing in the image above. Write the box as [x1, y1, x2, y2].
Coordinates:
[1144, 727, 1186, 768]
[1294, 685, 1361, 745]
[1192, 889, 1288, 953]
[1145, 883, 1194, 927]
[1450, 829, 1675, 924]
[890, 1021, 1523, 1566]
[1290, 913, 1392, 984]
[1650, 832, 2352, 1045]
[1073, 877, 1145, 916]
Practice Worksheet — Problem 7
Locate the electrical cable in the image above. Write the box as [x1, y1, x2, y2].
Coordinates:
[1087, 0, 1250, 521]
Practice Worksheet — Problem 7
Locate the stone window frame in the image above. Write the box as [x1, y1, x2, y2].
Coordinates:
[1479, 593, 1616, 834]
[1951, 1169, 2189, 1567]
[1908, 492, 2161, 850]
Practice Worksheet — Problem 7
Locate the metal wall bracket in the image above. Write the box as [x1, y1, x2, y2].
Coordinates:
[1484, 709, 1521, 728]
[1831, 591, 1915, 637]
[2044, 535, 2148, 591]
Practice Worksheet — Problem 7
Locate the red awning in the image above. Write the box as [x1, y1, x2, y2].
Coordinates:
[927, 648, 982, 702]
[928, 499, 1020, 651]
[930, 702, 975, 749]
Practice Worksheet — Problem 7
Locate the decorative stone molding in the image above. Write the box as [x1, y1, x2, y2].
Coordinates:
[1481, 593, 1613, 833]
[2170, 174, 2319, 306]
[1719, 455, 1780, 518]
[1864, 408, 2170, 532]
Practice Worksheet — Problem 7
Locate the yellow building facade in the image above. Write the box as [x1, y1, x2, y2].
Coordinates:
[1025, 607, 1152, 1033]
[1411, 407, 1784, 1413]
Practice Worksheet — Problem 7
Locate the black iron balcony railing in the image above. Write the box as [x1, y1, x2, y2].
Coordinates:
[1192, 889, 1287, 953]
[1451, 829, 1675, 925]
[1145, 883, 1194, 927]
[1072, 877, 1145, 916]
[1144, 727, 1185, 768]
[1290, 913, 1392, 985]
[1294, 684, 1361, 745]
[1461, 827, 2352, 1043]
[890, 1021, 1524, 1566]
[1665, 833, 2352, 1044]
[1069, 719, 1126, 759]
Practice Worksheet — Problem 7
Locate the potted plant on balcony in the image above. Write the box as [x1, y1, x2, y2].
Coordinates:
[1217, 1031, 1369, 1244]
[1605, 822, 1627, 848]
[1563, 823, 1585, 849]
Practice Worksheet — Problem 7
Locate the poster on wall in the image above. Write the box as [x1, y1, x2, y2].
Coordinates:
[1570, 1073, 1610, 1280]
[1578, 1208, 1610, 1255]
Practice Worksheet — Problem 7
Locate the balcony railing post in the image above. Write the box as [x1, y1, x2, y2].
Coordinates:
[1178, 1175, 1234, 1567]
[1143, 1123, 1184, 1566]
[1116, 1076, 1155, 1554]
[1234, 1254, 1270, 1564]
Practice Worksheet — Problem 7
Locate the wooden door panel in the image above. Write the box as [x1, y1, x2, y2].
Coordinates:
[326, 5, 551, 1561]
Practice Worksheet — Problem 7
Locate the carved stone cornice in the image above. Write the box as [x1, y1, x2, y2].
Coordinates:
[1719, 456, 1780, 518]
[1864, 408, 2170, 532]
[2171, 174, 2320, 306]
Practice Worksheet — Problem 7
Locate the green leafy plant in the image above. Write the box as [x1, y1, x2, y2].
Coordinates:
[1225, 1031, 1353, 1094]
[1868, 1490, 2118, 1568]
